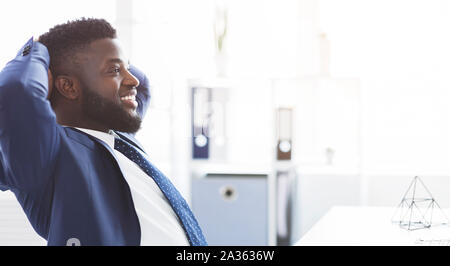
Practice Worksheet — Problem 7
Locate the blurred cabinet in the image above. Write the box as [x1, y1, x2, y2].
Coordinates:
[186, 76, 361, 246]
[191, 173, 269, 245]
[188, 78, 273, 165]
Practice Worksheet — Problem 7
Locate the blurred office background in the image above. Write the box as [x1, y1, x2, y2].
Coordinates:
[2, 0, 450, 245]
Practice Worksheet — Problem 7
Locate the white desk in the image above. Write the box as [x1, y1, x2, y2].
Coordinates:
[295, 206, 450, 246]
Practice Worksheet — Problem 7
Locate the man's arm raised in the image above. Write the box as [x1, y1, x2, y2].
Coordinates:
[0, 38, 60, 192]
[129, 65, 151, 121]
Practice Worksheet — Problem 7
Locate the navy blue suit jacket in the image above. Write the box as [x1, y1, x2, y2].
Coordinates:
[0, 38, 156, 245]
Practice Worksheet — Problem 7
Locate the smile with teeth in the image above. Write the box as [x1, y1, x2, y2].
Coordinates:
[120, 95, 136, 101]
[120, 93, 138, 109]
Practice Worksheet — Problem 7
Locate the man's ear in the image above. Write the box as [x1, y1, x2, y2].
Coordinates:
[54, 75, 80, 100]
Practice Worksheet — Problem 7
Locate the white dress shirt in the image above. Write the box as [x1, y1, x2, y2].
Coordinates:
[74, 127, 190, 246]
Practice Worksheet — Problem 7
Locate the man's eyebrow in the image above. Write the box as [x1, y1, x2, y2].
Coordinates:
[106, 58, 124, 64]
[106, 58, 131, 69]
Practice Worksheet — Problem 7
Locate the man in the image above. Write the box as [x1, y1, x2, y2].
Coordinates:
[0, 18, 207, 246]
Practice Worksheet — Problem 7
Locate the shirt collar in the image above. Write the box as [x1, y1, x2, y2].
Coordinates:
[64, 126, 117, 150]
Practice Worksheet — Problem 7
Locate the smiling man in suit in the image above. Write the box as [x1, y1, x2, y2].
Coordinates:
[0, 18, 207, 246]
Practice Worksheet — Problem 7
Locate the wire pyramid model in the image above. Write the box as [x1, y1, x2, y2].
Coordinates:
[391, 176, 450, 230]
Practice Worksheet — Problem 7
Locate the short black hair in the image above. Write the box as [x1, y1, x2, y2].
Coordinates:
[39, 17, 117, 77]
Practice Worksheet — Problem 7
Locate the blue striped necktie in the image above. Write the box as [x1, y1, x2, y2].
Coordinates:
[114, 137, 207, 246]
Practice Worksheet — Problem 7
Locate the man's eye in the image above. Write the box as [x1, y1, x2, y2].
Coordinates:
[110, 67, 120, 73]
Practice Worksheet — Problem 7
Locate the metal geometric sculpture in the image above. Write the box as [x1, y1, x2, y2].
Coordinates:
[391, 176, 450, 230]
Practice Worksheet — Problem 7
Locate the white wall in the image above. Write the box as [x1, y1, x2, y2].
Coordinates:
[0, 0, 116, 69]
[293, 0, 450, 239]
[320, 0, 450, 175]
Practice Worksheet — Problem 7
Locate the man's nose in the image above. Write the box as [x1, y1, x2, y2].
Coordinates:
[124, 69, 140, 88]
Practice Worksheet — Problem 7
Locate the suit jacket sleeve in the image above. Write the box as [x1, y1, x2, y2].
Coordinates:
[0, 154, 7, 191]
[0, 38, 60, 192]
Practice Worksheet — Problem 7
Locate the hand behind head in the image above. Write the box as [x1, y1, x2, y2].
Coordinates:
[47, 69, 53, 100]
[35, 37, 53, 100]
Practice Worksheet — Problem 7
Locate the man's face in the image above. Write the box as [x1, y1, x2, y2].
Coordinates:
[77, 38, 141, 133]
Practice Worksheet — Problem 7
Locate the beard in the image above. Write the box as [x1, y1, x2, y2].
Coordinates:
[81, 85, 142, 133]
